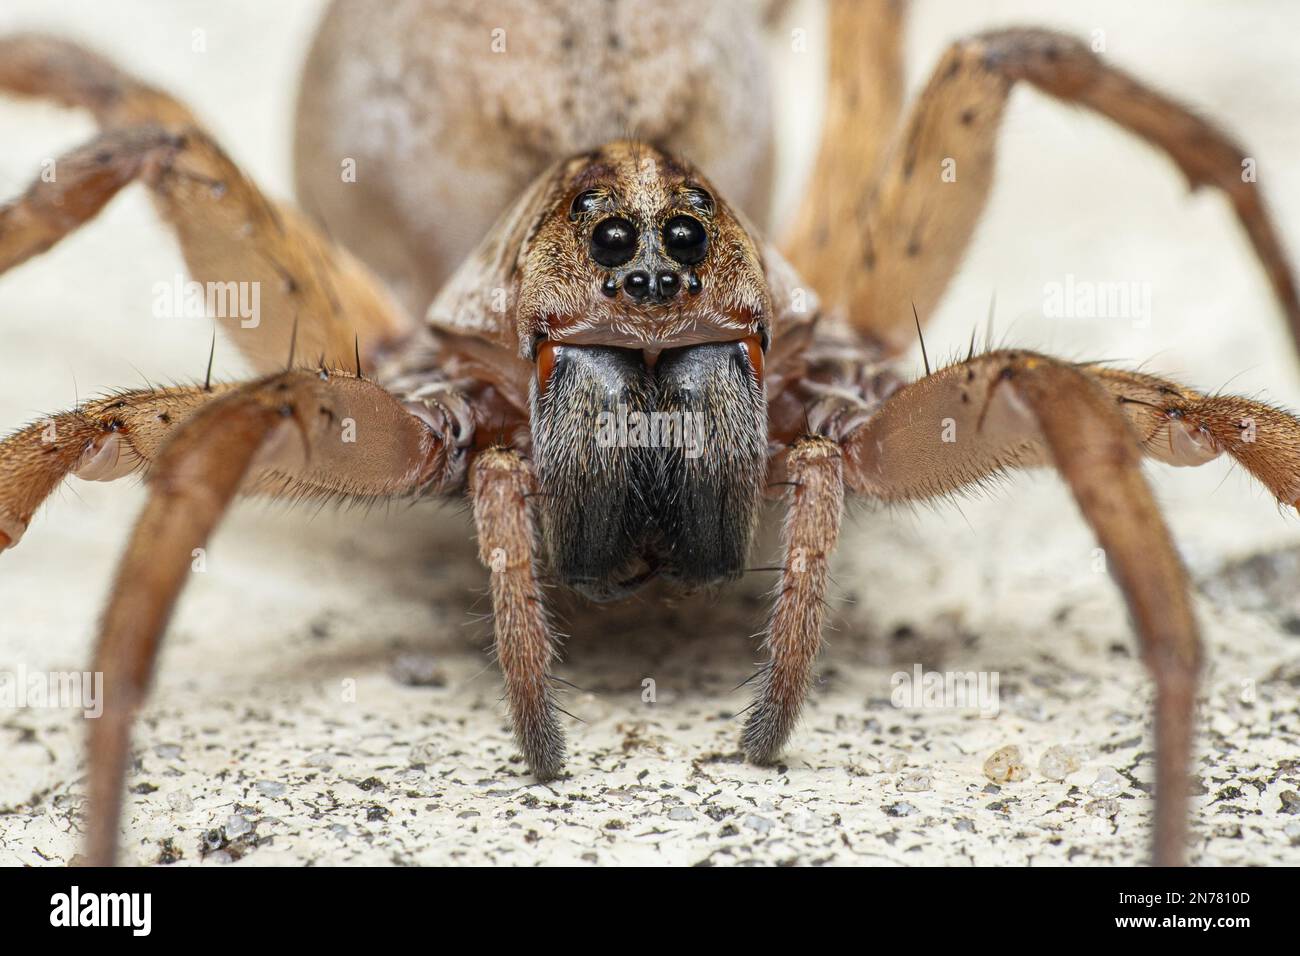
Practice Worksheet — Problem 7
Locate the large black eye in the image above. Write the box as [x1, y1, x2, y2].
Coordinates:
[662, 215, 708, 266]
[590, 217, 638, 267]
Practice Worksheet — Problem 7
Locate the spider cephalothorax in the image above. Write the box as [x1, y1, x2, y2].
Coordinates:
[465, 141, 774, 357]
[4, 0, 1300, 868]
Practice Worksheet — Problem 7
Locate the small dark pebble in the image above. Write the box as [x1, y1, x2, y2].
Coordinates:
[156, 838, 183, 865]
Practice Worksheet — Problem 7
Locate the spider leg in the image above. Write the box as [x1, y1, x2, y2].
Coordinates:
[788, 27, 1300, 357]
[783, 0, 905, 300]
[2, 370, 458, 864]
[0, 34, 415, 373]
[0, 383, 225, 552]
[835, 349, 1208, 865]
[470, 447, 564, 781]
[0, 33, 192, 127]
[0, 368, 470, 554]
[1082, 364, 1300, 505]
[742, 435, 844, 764]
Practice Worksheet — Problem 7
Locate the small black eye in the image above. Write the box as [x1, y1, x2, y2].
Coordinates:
[662, 215, 708, 266]
[569, 189, 602, 220]
[682, 187, 715, 216]
[590, 216, 638, 267]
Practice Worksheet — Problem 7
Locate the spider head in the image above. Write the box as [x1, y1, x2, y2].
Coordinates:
[516, 142, 771, 600]
[515, 140, 771, 357]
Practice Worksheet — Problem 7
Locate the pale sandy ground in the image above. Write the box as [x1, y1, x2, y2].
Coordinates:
[1, 0, 1299, 866]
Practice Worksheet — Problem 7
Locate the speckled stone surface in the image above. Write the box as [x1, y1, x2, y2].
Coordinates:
[1, 0, 1299, 866]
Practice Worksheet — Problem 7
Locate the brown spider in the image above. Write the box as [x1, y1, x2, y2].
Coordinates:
[1, 0, 1299, 868]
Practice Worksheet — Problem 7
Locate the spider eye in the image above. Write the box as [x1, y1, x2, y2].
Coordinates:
[569, 189, 602, 220]
[662, 215, 708, 266]
[590, 216, 638, 267]
[682, 187, 715, 216]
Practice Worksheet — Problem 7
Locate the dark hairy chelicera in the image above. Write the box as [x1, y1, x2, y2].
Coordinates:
[531, 341, 766, 601]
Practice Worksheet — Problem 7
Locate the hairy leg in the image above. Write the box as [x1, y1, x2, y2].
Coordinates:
[782, 0, 905, 300]
[0, 35, 415, 372]
[470, 446, 564, 780]
[838, 349, 1220, 865]
[742, 435, 844, 764]
[0, 367, 468, 555]
[816, 28, 1299, 355]
[1084, 364, 1300, 505]
[0, 369, 459, 864]
[0, 383, 227, 552]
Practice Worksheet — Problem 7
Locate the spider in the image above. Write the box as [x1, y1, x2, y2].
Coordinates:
[1, 0, 1299, 867]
